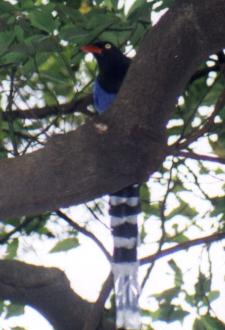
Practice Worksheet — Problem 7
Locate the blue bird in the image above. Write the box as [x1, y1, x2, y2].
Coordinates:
[81, 41, 141, 330]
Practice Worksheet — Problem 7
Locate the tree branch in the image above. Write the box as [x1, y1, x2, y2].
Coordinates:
[56, 209, 111, 262]
[174, 150, 225, 164]
[0, 0, 224, 220]
[172, 88, 225, 151]
[140, 231, 225, 266]
[0, 260, 91, 330]
[2, 94, 94, 120]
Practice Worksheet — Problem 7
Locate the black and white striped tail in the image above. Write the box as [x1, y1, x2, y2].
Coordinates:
[109, 184, 141, 330]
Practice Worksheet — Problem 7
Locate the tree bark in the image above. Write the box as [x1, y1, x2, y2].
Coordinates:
[0, 0, 224, 222]
[0, 260, 91, 330]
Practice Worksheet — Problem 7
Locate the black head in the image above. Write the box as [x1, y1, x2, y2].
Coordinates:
[81, 41, 123, 59]
[81, 41, 130, 93]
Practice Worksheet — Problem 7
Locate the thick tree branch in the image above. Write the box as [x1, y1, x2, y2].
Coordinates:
[83, 273, 114, 330]
[0, 260, 91, 330]
[0, 0, 224, 220]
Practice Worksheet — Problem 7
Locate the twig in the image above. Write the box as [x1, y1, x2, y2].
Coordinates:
[173, 88, 225, 151]
[6, 67, 19, 156]
[56, 210, 111, 262]
[173, 150, 225, 165]
[141, 159, 175, 289]
[188, 64, 220, 84]
[0, 217, 39, 245]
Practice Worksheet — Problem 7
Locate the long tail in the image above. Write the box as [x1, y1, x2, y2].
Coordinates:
[109, 184, 141, 330]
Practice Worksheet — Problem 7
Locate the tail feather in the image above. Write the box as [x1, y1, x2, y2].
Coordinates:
[109, 184, 141, 330]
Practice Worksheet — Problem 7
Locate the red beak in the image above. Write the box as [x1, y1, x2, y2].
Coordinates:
[81, 45, 103, 54]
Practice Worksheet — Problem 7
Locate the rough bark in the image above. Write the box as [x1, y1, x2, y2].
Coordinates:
[0, 260, 91, 330]
[0, 0, 224, 220]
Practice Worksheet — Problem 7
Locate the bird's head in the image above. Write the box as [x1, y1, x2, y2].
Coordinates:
[81, 41, 130, 93]
[81, 41, 122, 58]
[81, 41, 128, 72]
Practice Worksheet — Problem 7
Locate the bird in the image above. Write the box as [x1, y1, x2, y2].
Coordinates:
[81, 41, 141, 330]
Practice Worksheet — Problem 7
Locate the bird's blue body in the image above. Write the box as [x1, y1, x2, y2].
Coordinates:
[93, 80, 117, 113]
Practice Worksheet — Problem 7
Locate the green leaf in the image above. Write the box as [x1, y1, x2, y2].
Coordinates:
[20, 0, 34, 10]
[194, 315, 225, 330]
[154, 287, 180, 303]
[100, 28, 131, 48]
[0, 1, 16, 13]
[195, 272, 211, 303]
[168, 259, 183, 287]
[193, 318, 207, 330]
[202, 315, 225, 330]
[140, 183, 150, 208]
[151, 303, 188, 323]
[207, 290, 220, 302]
[0, 31, 15, 55]
[14, 25, 24, 42]
[130, 22, 147, 46]
[203, 77, 224, 107]
[5, 303, 25, 319]
[28, 9, 56, 34]
[0, 300, 4, 314]
[1, 51, 27, 65]
[6, 238, 19, 259]
[50, 237, 79, 253]
[127, 0, 145, 16]
[210, 196, 225, 217]
[167, 196, 197, 219]
[167, 232, 189, 244]
[185, 293, 196, 307]
[127, 0, 152, 21]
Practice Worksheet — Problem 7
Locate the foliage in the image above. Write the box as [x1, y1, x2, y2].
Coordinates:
[0, 0, 224, 329]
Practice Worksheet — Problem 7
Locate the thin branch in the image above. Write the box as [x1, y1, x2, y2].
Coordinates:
[2, 94, 94, 121]
[141, 159, 175, 289]
[6, 67, 19, 156]
[0, 217, 36, 245]
[85, 203, 110, 230]
[174, 150, 225, 165]
[188, 64, 220, 84]
[56, 210, 111, 262]
[140, 231, 225, 266]
[186, 163, 211, 199]
[173, 88, 225, 151]
[177, 76, 220, 145]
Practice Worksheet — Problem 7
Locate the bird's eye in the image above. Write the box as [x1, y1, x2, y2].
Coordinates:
[105, 43, 112, 49]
